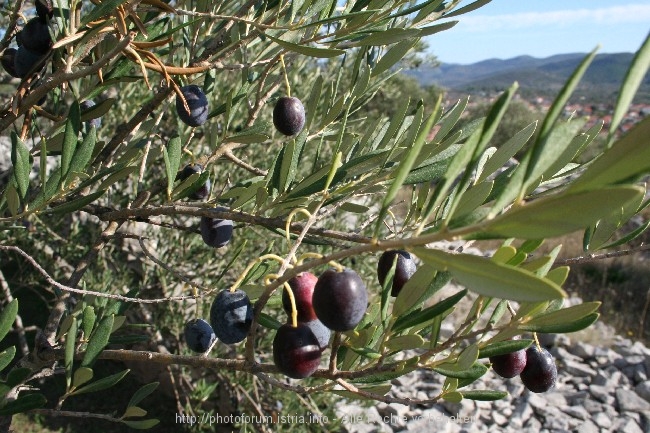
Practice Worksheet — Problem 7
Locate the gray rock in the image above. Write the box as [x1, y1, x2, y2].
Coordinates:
[635, 365, 649, 383]
[543, 391, 567, 407]
[490, 411, 508, 426]
[512, 398, 533, 425]
[560, 405, 590, 420]
[336, 405, 392, 433]
[616, 354, 646, 369]
[564, 390, 589, 406]
[593, 411, 612, 429]
[636, 381, 650, 402]
[563, 359, 597, 377]
[582, 397, 604, 414]
[576, 420, 599, 433]
[526, 393, 547, 410]
[568, 341, 596, 360]
[522, 416, 542, 432]
[617, 388, 650, 413]
[611, 417, 644, 433]
[590, 385, 616, 404]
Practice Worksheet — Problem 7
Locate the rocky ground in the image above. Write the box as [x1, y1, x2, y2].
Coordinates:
[335, 317, 650, 433]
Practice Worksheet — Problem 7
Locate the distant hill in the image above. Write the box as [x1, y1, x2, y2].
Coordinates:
[404, 53, 650, 103]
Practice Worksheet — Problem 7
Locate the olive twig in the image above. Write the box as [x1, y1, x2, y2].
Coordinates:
[229, 254, 289, 293]
[279, 54, 291, 97]
[283, 282, 298, 328]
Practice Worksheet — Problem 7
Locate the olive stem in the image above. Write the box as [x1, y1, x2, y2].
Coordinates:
[279, 54, 291, 97]
[285, 208, 313, 264]
[295, 252, 323, 266]
[229, 254, 289, 292]
[533, 332, 541, 350]
[283, 282, 298, 328]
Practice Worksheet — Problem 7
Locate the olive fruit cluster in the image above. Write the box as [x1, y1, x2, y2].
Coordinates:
[183, 289, 254, 350]
[273, 268, 368, 379]
[490, 340, 558, 393]
[1, 3, 53, 79]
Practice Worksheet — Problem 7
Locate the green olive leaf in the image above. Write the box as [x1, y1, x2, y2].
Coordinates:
[10, 133, 30, 198]
[121, 419, 161, 429]
[128, 382, 159, 408]
[72, 367, 94, 388]
[69, 369, 130, 396]
[0, 393, 47, 416]
[82, 314, 114, 368]
[478, 339, 533, 359]
[0, 299, 18, 341]
[413, 248, 565, 302]
[461, 390, 508, 401]
[0, 346, 16, 372]
[481, 186, 645, 239]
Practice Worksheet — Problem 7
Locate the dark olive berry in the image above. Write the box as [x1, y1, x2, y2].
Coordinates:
[184, 319, 216, 353]
[200, 207, 233, 248]
[520, 345, 558, 393]
[377, 250, 417, 297]
[210, 289, 253, 344]
[312, 268, 368, 332]
[21, 17, 52, 54]
[1, 48, 20, 78]
[80, 100, 102, 129]
[273, 96, 305, 136]
[36, 0, 55, 20]
[282, 272, 318, 322]
[176, 85, 209, 127]
[273, 323, 321, 379]
[301, 319, 331, 351]
[490, 344, 527, 379]
[14, 47, 45, 78]
[177, 164, 211, 200]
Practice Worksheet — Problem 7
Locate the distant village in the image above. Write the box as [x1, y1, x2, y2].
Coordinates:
[450, 90, 650, 137]
[534, 98, 650, 135]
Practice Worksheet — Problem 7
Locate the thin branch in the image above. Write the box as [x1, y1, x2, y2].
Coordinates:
[137, 237, 212, 295]
[28, 409, 122, 423]
[174, 8, 286, 30]
[0, 245, 202, 304]
[90, 205, 373, 244]
[335, 378, 442, 406]
[555, 243, 650, 265]
[223, 149, 268, 176]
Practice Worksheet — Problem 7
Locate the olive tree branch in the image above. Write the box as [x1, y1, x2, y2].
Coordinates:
[0, 245, 204, 304]
[222, 149, 268, 176]
[91, 205, 374, 244]
[27, 409, 123, 423]
[555, 243, 650, 265]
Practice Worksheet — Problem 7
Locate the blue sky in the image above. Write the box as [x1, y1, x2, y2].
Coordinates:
[427, 0, 650, 64]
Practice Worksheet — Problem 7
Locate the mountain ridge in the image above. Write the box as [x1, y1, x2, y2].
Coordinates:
[404, 52, 650, 103]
